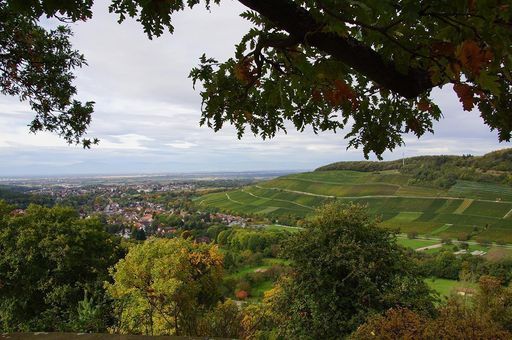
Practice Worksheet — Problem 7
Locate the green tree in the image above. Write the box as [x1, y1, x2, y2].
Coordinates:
[2, 1, 512, 157]
[197, 299, 243, 338]
[206, 224, 227, 241]
[268, 202, 435, 339]
[0, 203, 124, 332]
[0, 1, 95, 147]
[106, 237, 224, 336]
[71, 291, 107, 333]
[134, 228, 146, 241]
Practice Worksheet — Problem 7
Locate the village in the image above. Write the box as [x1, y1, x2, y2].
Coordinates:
[4, 179, 250, 241]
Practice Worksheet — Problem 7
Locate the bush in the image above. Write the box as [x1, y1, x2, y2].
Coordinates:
[236, 279, 251, 293]
[266, 265, 286, 280]
[197, 299, 242, 338]
[407, 231, 418, 239]
[477, 239, 492, 246]
[246, 252, 264, 266]
[459, 242, 469, 250]
[220, 278, 238, 298]
[457, 233, 470, 241]
[0, 205, 124, 332]
[247, 271, 267, 285]
[235, 290, 249, 300]
[442, 238, 453, 245]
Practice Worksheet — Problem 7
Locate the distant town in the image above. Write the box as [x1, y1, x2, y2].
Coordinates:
[0, 171, 297, 240]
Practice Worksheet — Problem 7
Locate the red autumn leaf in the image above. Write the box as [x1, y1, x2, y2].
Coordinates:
[468, 0, 476, 11]
[334, 79, 358, 108]
[322, 88, 338, 106]
[453, 83, 475, 111]
[334, 80, 354, 98]
[311, 88, 322, 102]
[417, 99, 431, 112]
[457, 40, 492, 76]
[406, 117, 422, 135]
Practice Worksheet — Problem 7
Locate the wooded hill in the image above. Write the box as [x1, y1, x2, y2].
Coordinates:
[317, 148, 512, 188]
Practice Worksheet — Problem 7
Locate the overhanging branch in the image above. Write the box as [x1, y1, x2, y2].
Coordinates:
[238, 0, 434, 99]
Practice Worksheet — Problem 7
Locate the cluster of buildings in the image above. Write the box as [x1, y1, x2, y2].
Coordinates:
[211, 213, 248, 227]
[24, 181, 197, 199]
[132, 183, 196, 193]
[5, 178, 252, 240]
[454, 249, 487, 256]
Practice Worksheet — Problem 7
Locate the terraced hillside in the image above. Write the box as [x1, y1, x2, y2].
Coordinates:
[197, 169, 512, 243]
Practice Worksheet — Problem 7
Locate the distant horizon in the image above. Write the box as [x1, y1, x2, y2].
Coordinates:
[1, 146, 510, 179]
[0, 169, 305, 181]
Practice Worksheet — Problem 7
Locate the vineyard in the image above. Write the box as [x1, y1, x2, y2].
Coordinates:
[198, 170, 512, 243]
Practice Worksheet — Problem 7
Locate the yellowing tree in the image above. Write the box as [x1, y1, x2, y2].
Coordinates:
[105, 238, 223, 336]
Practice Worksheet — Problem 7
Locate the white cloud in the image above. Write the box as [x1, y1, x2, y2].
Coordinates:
[100, 134, 154, 150]
[166, 141, 198, 149]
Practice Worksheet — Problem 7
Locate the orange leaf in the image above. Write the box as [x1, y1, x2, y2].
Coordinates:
[323, 88, 338, 106]
[334, 80, 358, 108]
[453, 83, 475, 111]
[417, 99, 431, 112]
[457, 40, 492, 76]
[311, 88, 322, 103]
[234, 58, 257, 85]
[447, 62, 461, 81]
[243, 111, 253, 121]
[468, 0, 476, 11]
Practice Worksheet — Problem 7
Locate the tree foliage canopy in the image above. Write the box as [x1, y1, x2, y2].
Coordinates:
[266, 202, 436, 338]
[1, 0, 512, 156]
[0, 202, 124, 331]
[1, 0, 95, 147]
[106, 237, 224, 336]
[352, 276, 512, 339]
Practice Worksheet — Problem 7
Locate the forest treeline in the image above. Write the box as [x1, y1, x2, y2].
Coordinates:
[317, 148, 512, 188]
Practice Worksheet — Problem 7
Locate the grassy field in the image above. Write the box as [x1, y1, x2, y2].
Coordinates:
[225, 258, 289, 301]
[397, 238, 441, 249]
[197, 170, 512, 243]
[263, 224, 302, 233]
[401, 241, 512, 261]
[425, 278, 477, 298]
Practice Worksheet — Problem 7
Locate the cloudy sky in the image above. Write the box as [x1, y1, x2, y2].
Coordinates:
[0, 1, 509, 176]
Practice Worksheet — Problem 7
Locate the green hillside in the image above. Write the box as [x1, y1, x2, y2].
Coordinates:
[197, 150, 512, 244]
[317, 148, 512, 189]
[317, 148, 512, 173]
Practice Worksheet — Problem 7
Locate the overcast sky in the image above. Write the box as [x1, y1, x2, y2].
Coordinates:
[0, 1, 509, 176]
